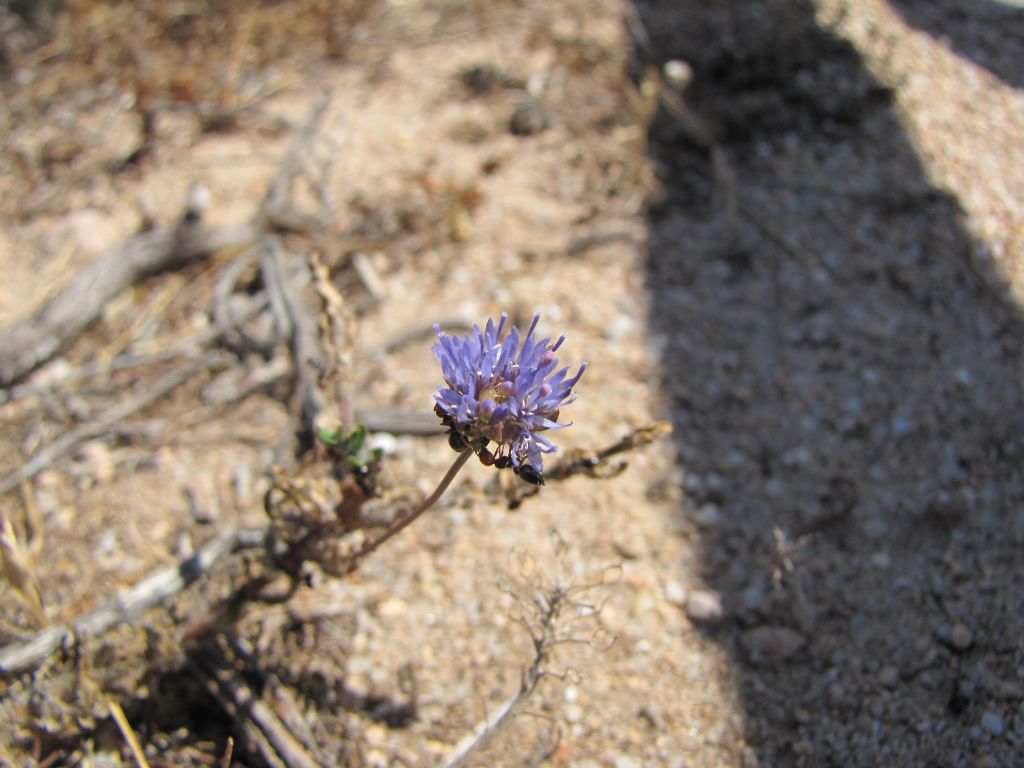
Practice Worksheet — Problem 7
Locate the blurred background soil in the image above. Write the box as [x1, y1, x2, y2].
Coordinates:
[0, 0, 1022, 766]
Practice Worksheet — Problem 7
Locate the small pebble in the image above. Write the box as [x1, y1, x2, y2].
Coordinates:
[685, 589, 724, 624]
[826, 682, 845, 708]
[878, 665, 900, 689]
[792, 738, 814, 757]
[981, 712, 1005, 736]
[953, 367, 974, 387]
[870, 551, 891, 569]
[663, 59, 693, 87]
[950, 623, 973, 652]
[509, 100, 551, 136]
[94, 529, 117, 559]
[741, 626, 805, 665]
[863, 516, 889, 540]
[693, 503, 722, 528]
[377, 597, 407, 619]
[664, 580, 687, 607]
[368, 432, 398, 456]
[564, 704, 584, 724]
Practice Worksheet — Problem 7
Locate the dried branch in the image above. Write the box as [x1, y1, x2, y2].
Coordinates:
[310, 251, 355, 430]
[190, 642, 321, 768]
[259, 238, 325, 454]
[259, 90, 333, 233]
[443, 580, 577, 768]
[546, 422, 673, 481]
[7, 293, 268, 403]
[0, 90, 334, 390]
[0, 527, 265, 676]
[0, 219, 257, 388]
[505, 422, 672, 508]
[0, 352, 228, 497]
[355, 408, 443, 436]
[210, 246, 275, 357]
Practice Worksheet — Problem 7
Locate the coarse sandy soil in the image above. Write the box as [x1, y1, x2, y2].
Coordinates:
[1, 1, 1023, 766]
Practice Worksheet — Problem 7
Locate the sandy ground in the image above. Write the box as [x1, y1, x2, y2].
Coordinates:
[0, 1, 1022, 766]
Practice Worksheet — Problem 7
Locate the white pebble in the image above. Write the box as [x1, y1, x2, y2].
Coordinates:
[685, 589, 724, 624]
[664, 581, 687, 607]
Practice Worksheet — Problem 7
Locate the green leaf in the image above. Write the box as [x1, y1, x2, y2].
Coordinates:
[316, 426, 344, 447]
[342, 424, 368, 454]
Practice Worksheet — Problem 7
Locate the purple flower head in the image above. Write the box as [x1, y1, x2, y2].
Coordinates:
[433, 313, 587, 483]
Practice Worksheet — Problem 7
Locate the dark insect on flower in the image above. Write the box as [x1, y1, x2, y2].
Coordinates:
[433, 312, 586, 481]
[515, 463, 545, 485]
[448, 431, 468, 452]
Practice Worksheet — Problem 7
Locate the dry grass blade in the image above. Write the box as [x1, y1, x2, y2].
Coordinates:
[0, 512, 46, 627]
[106, 694, 152, 768]
[220, 737, 235, 768]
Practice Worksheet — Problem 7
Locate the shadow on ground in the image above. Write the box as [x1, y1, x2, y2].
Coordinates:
[631, 1, 1024, 764]
[888, 0, 1024, 90]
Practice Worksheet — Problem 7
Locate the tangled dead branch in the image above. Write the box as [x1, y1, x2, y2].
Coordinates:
[443, 553, 619, 768]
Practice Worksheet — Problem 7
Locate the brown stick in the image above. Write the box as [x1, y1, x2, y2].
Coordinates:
[7, 294, 268, 402]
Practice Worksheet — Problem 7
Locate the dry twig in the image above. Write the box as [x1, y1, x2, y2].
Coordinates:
[443, 562, 614, 768]
[260, 239, 325, 454]
[190, 641, 321, 768]
[259, 91, 333, 233]
[505, 422, 672, 508]
[0, 352, 228, 497]
[6, 293, 269, 404]
[0, 527, 265, 676]
[0, 219, 257, 388]
[0, 89, 334, 390]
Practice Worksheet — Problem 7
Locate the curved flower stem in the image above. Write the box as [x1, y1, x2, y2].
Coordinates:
[355, 448, 474, 562]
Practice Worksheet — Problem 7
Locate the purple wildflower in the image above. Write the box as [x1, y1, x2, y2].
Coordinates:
[432, 313, 587, 483]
